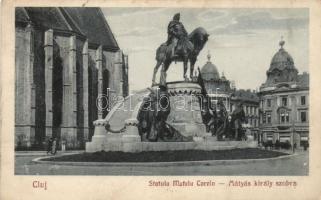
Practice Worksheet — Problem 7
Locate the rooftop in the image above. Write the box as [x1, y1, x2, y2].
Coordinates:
[16, 7, 119, 51]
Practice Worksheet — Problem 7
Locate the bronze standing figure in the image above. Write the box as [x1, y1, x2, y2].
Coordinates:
[230, 102, 246, 140]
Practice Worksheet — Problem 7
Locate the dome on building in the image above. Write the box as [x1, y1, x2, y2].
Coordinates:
[201, 52, 220, 80]
[263, 38, 299, 86]
[268, 39, 296, 73]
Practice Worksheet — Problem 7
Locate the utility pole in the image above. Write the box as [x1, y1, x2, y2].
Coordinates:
[291, 121, 295, 154]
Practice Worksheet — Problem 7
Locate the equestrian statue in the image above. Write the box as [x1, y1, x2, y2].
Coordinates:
[152, 13, 209, 85]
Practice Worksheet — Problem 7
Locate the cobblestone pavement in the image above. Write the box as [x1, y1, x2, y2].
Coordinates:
[14, 150, 308, 176]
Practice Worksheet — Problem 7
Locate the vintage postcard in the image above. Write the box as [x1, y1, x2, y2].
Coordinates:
[1, 0, 321, 199]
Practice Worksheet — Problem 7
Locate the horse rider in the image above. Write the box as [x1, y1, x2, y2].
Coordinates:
[166, 13, 188, 58]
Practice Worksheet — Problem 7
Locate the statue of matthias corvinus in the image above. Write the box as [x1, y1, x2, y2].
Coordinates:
[152, 13, 209, 86]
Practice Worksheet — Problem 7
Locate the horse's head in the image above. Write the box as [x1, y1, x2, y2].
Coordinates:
[204, 33, 209, 42]
[189, 27, 210, 52]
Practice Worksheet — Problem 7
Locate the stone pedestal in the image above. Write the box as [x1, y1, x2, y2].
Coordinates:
[166, 82, 207, 138]
[92, 119, 108, 140]
[85, 119, 108, 152]
[122, 118, 142, 152]
[122, 118, 141, 142]
[85, 81, 260, 153]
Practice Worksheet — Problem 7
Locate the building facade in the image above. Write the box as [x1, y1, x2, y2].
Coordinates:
[230, 89, 260, 136]
[258, 40, 309, 147]
[15, 7, 129, 149]
[200, 52, 232, 112]
[200, 52, 260, 131]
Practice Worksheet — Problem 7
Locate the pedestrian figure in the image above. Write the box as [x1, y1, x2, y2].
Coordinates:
[51, 138, 57, 155]
[303, 142, 308, 151]
[244, 128, 251, 141]
[46, 137, 53, 155]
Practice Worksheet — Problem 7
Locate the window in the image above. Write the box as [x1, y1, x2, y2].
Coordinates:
[301, 96, 306, 105]
[266, 99, 271, 107]
[286, 113, 290, 122]
[267, 113, 271, 123]
[301, 111, 307, 122]
[280, 110, 290, 123]
[280, 113, 285, 123]
[281, 97, 287, 106]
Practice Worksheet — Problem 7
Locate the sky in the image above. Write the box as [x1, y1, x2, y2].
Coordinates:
[102, 8, 309, 92]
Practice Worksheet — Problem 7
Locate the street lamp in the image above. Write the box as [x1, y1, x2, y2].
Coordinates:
[216, 87, 220, 101]
[216, 88, 220, 110]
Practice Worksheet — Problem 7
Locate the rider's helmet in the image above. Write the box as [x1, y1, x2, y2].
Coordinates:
[173, 13, 180, 21]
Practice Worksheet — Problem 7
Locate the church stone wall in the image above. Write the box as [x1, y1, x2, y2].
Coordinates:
[16, 31, 128, 149]
[88, 48, 98, 140]
[33, 29, 46, 146]
[15, 25, 36, 147]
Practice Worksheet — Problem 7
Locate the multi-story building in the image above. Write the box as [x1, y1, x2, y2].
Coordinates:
[230, 89, 260, 137]
[200, 52, 260, 132]
[258, 39, 309, 147]
[200, 52, 232, 112]
[15, 7, 129, 149]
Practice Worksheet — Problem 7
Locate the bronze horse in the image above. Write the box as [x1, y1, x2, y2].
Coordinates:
[152, 27, 209, 85]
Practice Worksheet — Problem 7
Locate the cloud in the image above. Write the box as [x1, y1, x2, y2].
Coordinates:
[123, 46, 153, 54]
[208, 26, 255, 36]
[208, 11, 308, 35]
[236, 12, 308, 29]
[197, 10, 226, 21]
[117, 27, 161, 37]
[211, 41, 250, 49]
[102, 8, 165, 17]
